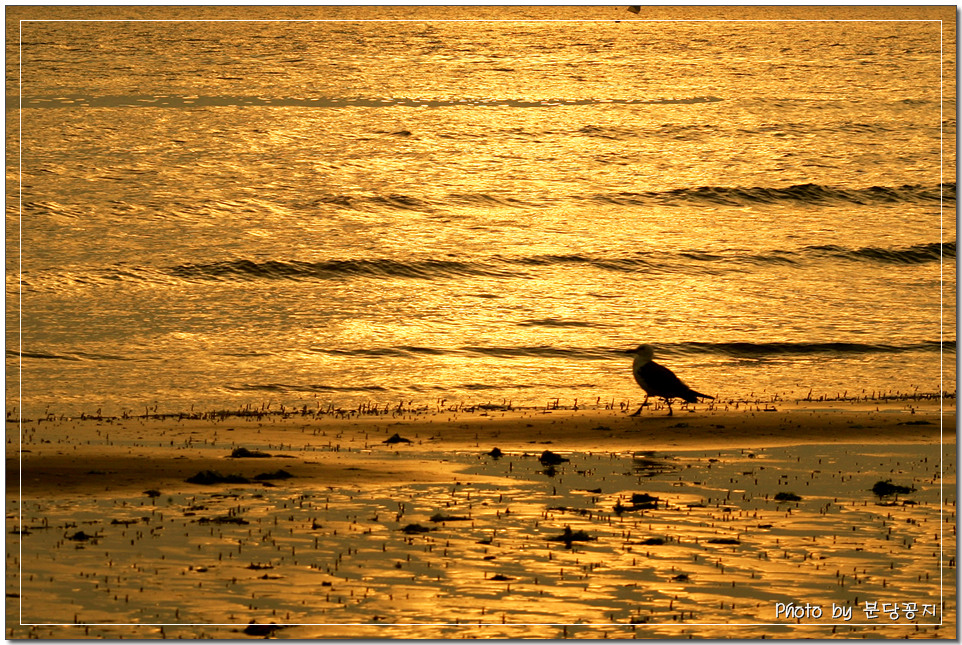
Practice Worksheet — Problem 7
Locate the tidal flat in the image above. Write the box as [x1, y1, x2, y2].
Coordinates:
[6, 402, 956, 639]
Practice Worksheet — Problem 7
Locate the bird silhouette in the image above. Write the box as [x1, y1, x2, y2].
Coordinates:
[625, 344, 714, 416]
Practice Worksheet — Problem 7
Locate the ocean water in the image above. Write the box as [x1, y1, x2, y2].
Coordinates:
[6, 6, 956, 419]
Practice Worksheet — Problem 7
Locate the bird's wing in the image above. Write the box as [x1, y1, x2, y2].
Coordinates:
[639, 361, 699, 401]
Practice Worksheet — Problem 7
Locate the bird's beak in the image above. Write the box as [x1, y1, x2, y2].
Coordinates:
[623, 348, 637, 354]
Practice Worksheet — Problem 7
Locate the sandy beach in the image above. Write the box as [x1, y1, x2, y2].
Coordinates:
[6, 398, 956, 494]
[5, 398, 956, 639]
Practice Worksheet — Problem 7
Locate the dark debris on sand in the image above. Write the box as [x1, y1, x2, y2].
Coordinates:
[254, 469, 294, 480]
[429, 512, 471, 522]
[707, 537, 741, 545]
[547, 525, 595, 548]
[186, 470, 251, 485]
[198, 516, 250, 525]
[242, 620, 283, 637]
[872, 479, 916, 497]
[614, 492, 660, 513]
[229, 447, 272, 458]
[539, 450, 569, 466]
[773, 492, 802, 502]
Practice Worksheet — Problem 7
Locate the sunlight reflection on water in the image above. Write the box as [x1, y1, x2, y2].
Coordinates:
[8, 442, 955, 638]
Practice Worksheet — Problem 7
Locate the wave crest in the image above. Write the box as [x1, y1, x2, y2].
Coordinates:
[592, 183, 953, 208]
[167, 258, 518, 282]
[19, 239, 953, 293]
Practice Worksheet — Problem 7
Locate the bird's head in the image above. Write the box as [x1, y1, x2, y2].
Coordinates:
[624, 344, 655, 361]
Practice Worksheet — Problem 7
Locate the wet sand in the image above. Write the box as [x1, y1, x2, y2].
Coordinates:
[6, 400, 957, 639]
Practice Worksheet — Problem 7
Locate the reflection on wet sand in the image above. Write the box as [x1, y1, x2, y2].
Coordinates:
[7, 431, 955, 639]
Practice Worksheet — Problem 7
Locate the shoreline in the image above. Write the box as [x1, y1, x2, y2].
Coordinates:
[7, 400, 955, 498]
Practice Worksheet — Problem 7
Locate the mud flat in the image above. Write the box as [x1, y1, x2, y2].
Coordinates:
[6, 400, 956, 639]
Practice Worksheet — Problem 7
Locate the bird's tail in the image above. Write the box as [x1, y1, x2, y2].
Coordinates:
[689, 391, 715, 401]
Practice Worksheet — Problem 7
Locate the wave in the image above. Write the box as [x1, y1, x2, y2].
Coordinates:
[8, 349, 133, 362]
[311, 193, 438, 212]
[659, 340, 954, 358]
[167, 257, 519, 282]
[806, 241, 954, 264]
[31, 341, 938, 370]
[13, 94, 724, 110]
[589, 183, 954, 208]
[8, 349, 83, 362]
[224, 383, 390, 393]
[515, 241, 953, 275]
[304, 184, 952, 215]
[302, 183, 953, 214]
[310, 345, 615, 361]
[224, 381, 599, 396]
[310, 345, 448, 358]
[309, 191, 539, 212]
[517, 318, 607, 328]
[19, 239, 952, 292]
[305, 341, 954, 362]
[583, 120, 930, 142]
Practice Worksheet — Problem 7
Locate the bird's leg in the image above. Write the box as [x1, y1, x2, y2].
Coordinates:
[664, 398, 674, 416]
[629, 395, 649, 417]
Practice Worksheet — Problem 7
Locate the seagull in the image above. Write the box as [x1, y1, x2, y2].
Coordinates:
[624, 344, 714, 416]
